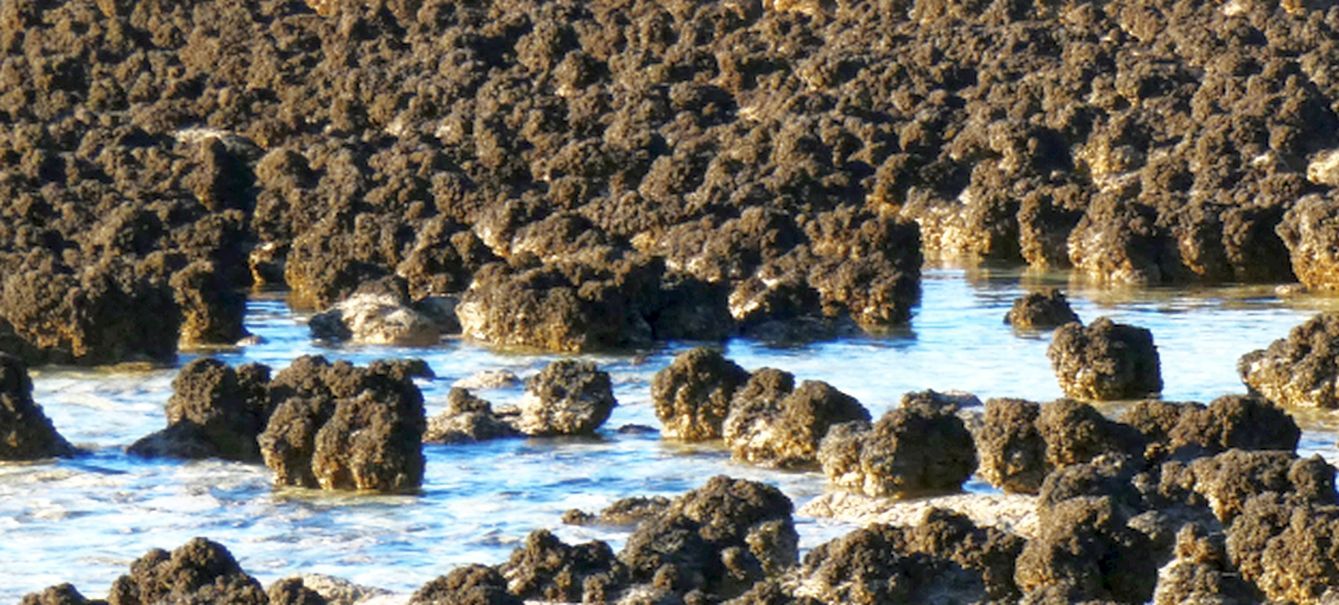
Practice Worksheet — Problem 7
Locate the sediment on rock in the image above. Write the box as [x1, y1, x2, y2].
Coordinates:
[308, 276, 451, 347]
[818, 397, 976, 498]
[512, 359, 616, 436]
[1004, 289, 1080, 330]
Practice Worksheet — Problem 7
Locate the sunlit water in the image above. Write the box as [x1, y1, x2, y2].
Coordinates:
[3, 264, 1339, 601]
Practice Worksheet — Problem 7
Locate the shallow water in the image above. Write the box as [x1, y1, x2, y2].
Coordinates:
[3, 264, 1339, 601]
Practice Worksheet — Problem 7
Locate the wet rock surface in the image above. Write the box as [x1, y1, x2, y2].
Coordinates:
[1048, 317, 1163, 400]
[423, 387, 519, 444]
[129, 358, 272, 461]
[107, 538, 268, 605]
[513, 359, 616, 436]
[652, 347, 751, 441]
[1005, 290, 1080, 330]
[308, 277, 450, 347]
[1240, 312, 1339, 409]
[818, 397, 976, 497]
[0, 353, 75, 460]
[258, 356, 429, 492]
[723, 370, 870, 468]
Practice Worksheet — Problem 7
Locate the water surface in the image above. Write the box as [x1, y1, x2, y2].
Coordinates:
[3, 265, 1337, 600]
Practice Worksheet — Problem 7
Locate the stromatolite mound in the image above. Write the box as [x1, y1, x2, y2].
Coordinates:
[258, 356, 429, 492]
[619, 476, 797, 600]
[0, 353, 75, 460]
[651, 347, 750, 441]
[17, 584, 97, 605]
[457, 253, 731, 352]
[1153, 524, 1261, 605]
[975, 398, 1048, 494]
[1048, 317, 1163, 400]
[722, 370, 869, 468]
[499, 530, 622, 603]
[266, 578, 328, 605]
[170, 260, 249, 347]
[765, 509, 1025, 604]
[563, 496, 672, 527]
[1278, 194, 1339, 291]
[1226, 494, 1339, 605]
[129, 358, 272, 461]
[819, 398, 976, 497]
[409, 565, 520, 605]
[1004, 289, 1080, 330]
[1015, 496, 1158, 603]
[423, 388, 519, 444]
[0, 258, 179, 366]
[1239, 313, 1339, 409]
[513, 359, 616, 436]
[107, 538, 267, 605]
[1158, 450, 1336, 523]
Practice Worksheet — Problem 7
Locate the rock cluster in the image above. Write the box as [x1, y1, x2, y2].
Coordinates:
[651, 347, 751, 441]
[129, 358, 271, 461]
[424, 359, 618, 442]
[308, 277, 453, 346]
[818, 398, 976, 497]
[722, 370, 869, 468]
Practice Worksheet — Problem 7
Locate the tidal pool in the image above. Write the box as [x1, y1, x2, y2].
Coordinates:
[3, 264, 1337, 601]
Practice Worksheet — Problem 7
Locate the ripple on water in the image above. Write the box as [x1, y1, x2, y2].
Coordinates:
[3, 267, 1339, 600]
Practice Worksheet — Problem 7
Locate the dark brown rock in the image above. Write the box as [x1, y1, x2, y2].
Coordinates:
[1048, 317, 1162, 400]
[652, 347, 750, 441]
[818, 399, 976, 497]
[106, 538, 267, 605]
[129, 358, 271, 461]
[0, 353, 75, 460]
[975, 398, 1048, 494]
[409, 565, 520, 605]
[1004, 289, 1080, 330]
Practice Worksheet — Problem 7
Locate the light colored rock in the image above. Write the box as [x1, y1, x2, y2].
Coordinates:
[286, 574, 394, 605]
[453, 369, 521, 390]
[1307, 149, 1339, 186]
[310, 292, 442, 346]
[799, 490, 1038, 538]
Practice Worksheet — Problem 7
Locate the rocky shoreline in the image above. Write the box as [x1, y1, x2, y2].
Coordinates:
[5, 0, 1339, 602]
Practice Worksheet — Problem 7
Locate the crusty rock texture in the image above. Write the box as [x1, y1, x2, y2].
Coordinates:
[423, 387, 519, 444]
[513, 359, 616, 436]
[818, 399, 976, 497]
[258, 356, 429, 492]
[106, 538, 268, 605]
[0, 353, 75, 460]
[1004, 289, 1080, 330]
[651, 347, 750, 441]
[975, 398, 1049, 494]
[409, 565, 520, 605]
[129, 358, 272, 461]
[722, 370, 870, 468]
[1048, 317, 1163, 400]
[1278, 194, 1339, 291]
[1239, 313, 1339, 409]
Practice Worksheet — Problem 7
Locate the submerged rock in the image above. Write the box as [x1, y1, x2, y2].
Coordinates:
[129, 358, 271, 461]
[723, 371, 870, 468]
[1239, 313, 1339, 408]
[258, 356, 428, 492]
[1004, 290, 1080, 330]
[171, 260, 248, 347]
[423, 388, 519, 444]
[819, 399, 976, 498]
[0, 353, 75, 460]
[1048, 317, 1162, 400]
[563, 496, 672, 527]
[651, 347, 750, 441]
[513, 360, 616, 436]
[107, 538, 268, 605]
[308, 277, 445, 346]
